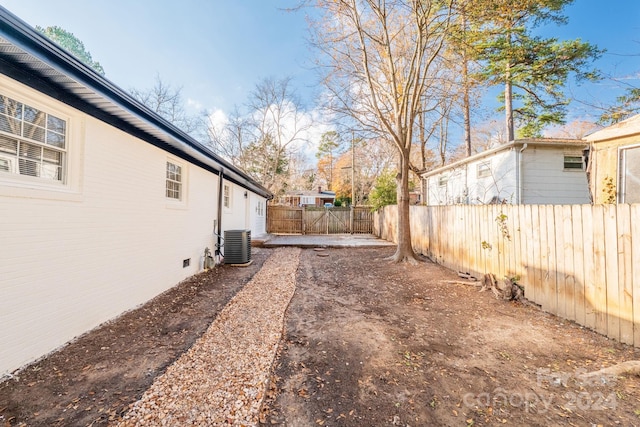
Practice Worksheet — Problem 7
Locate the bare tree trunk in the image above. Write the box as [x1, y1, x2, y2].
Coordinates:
[438, 112, 450, 166]
[390, 148, 418, 263]
[461, 10, 472, 157]
[463, 68, 472, 156]
[311, 0, 453, 263]
[505, 31, 514, 142]
[419, 112, 426, 169]
[328, 151, 333, 190]
[505, 69, 514, 142]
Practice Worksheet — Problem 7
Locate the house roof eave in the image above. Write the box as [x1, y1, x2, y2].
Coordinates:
[585, 114, 640, 143]
[0, 6, 272, 199]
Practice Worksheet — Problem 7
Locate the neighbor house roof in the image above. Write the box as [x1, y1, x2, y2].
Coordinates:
[584, 114, 640, 142]
[0, 6, 272, 199]
[285, 190, 336, 198]
[421, 138, 587, 178]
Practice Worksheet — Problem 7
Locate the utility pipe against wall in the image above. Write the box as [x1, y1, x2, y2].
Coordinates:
[518, 143, 528, 204]
[216, 168, 224, 260]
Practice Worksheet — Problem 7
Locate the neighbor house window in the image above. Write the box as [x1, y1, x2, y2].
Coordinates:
[223, 184, 230, 208]
[166, 161, 182, 200]
[0, 94, 66, 182]
[301, 196, 315, 205]
[619, 145, 640, 203]
[438, 175, 448, 187]
[563, 155, 584, 170]
[477, 161, 491, 178]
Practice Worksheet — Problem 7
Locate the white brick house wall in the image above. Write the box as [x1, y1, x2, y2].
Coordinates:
[0, 76, 267, 375]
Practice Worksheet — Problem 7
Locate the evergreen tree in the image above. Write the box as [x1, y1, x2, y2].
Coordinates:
[315, 131, 342, 190]
[36, 26, 105, 75]
[369, 170, 398, 211]
[599, 88, 640, 125]
[471, 0, 601, 139]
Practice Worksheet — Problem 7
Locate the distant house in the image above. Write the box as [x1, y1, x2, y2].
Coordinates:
[409, 190, 422, 205]
[585, 114, 640, 204]
[281, 187, 336, 207]
[0, 7, 272, 376]
[422, 139, 591, 205]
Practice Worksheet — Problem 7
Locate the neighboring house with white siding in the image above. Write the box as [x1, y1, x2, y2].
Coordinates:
[422, 139, 591, 205]
[0, 7, 271, 376]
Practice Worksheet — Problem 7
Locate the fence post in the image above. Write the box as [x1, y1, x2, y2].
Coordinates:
[350, 206, 354, 234]
[302, 205, 306, 235]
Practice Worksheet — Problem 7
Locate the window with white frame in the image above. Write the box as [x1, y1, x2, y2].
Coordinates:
[256, 200, 265, 216]
[563, 154, 584, 170]
[619, 145, 640, 203]
[0, 94, 66, 182]
[166, 161, 182, 200]
[223, 184, 230, 208]
[438, 175, 448, 187]
[301, 196, 315, 205]
[477, 161, 491, 178]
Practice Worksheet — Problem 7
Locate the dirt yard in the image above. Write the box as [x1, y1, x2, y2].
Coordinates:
[262, 247, 640, 426]
[2, 246, 640, 426]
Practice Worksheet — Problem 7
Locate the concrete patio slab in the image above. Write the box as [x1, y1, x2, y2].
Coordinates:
[255, 234, 395, 248]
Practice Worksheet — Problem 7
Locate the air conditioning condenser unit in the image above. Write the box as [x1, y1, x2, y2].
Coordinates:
[224, 229, 251, 265]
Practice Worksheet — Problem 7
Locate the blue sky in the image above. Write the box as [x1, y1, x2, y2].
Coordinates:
[1, 0, 317, 114]
[1, 0, 639, 129]
[539, 0, 640, 120]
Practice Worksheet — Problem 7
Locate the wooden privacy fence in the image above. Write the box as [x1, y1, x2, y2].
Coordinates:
[268, 206, 373, 234]
[374, 204, 640, 347]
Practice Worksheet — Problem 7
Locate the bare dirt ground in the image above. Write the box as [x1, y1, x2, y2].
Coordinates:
[0, 249, 270, 427]
[2, 246, 640, 426]
[262, 247, 640, 426]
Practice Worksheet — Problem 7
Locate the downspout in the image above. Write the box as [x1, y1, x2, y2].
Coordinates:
[583, 145, 593, 203]
[216, 168, 224, 259]
[424, 177, 428, 205]
[518, 143, 528, 204]
[465, 164, 469, 204]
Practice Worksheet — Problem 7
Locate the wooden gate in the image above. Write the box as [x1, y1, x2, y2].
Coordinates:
[267, 206, 373, 234]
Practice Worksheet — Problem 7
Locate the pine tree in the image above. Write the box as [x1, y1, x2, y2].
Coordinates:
[36, 26, 105, 75]
[470, 0, 601, 139]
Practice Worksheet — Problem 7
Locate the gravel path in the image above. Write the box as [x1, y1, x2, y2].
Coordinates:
[115, 247, 301, 426]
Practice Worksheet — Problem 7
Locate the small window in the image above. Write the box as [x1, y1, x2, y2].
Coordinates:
[477, 161, 491, 178]
[438, 175, 448, 187]
[563, 155, 583, 170]
[619, 145, 640, 203]
[223, 184, 230, 208]
[256, 201, 265, 216]
[0, 94, 66, 182]
[166, 161, 182, 200]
